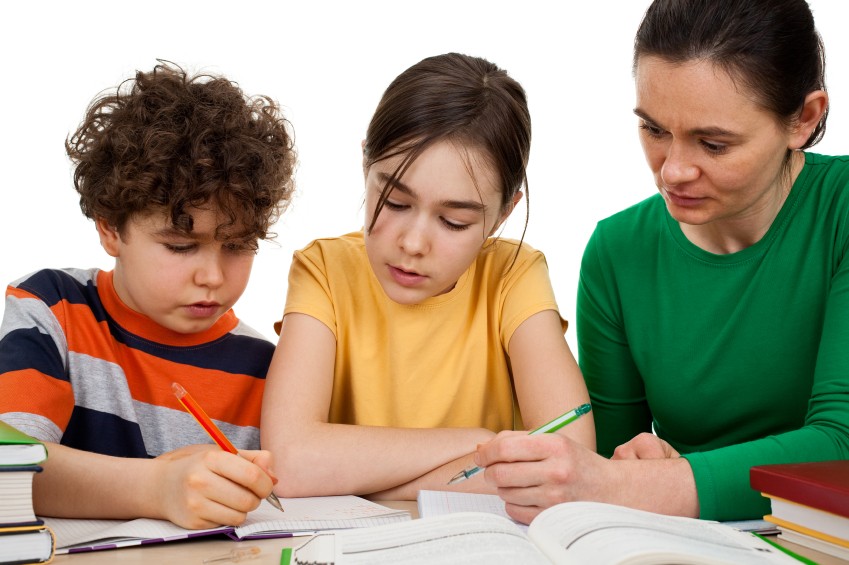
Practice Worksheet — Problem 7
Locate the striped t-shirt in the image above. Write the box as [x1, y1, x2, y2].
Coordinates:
[0, 268, 274, 457]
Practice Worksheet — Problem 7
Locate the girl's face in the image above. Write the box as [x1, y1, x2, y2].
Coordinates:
[635, 56, 800, 244]
[363, 140, 511, 305]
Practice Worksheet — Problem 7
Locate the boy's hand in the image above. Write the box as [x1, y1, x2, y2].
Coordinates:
[151, 444, 276, 529]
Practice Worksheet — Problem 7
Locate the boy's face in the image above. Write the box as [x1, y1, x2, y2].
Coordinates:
[97, 206, 256, 334]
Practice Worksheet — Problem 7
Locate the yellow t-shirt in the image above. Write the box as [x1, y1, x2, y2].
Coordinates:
[279, 231, 564, 432]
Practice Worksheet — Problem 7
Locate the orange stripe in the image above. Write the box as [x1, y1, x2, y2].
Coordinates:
[50, 299, 263, 428]
[6, 286, 39, 300]
[121, 344, 263, 428]
[0, 369, 74, 429]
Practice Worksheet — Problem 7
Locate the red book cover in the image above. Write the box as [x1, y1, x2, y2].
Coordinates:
[750, 460, 849, 518]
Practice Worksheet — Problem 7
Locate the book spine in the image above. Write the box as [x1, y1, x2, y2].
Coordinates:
[751, 470, 849, 519]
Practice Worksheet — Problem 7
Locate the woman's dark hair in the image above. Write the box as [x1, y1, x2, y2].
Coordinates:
[66, 61, 297, 243]
[363, 52, 531, 243]
[634, 0, 827, 148]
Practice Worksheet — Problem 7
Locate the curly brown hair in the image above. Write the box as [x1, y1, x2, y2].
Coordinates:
[66, 61, 296, 244]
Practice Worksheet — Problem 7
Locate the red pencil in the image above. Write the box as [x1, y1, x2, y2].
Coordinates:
[172, 381, 284, 512]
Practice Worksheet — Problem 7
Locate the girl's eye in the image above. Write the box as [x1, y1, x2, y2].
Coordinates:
[639, 122, 666, 138]
[384, 200, 408, 211]
[441, 218, 470, 231]
[699, 139, 728, 155]
[164, 243, 195, 254]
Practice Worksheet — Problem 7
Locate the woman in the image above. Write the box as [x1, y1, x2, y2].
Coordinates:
[475, 0, 848, 523]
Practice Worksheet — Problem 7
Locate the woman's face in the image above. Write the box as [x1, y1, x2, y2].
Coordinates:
[634, 56, 798, 243]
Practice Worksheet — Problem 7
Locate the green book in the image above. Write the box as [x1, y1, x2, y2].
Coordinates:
[0, 420, 47, 466]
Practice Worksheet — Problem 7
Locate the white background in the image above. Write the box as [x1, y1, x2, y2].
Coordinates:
[1, 1, 847, 353]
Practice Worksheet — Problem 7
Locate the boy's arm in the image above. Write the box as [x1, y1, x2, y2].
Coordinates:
[261, 313, 496, 498]
[34, 442, 276, 529]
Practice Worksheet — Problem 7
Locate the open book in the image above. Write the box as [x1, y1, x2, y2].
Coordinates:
[289, 501, 799, 564]
[43, 495, 409, 554]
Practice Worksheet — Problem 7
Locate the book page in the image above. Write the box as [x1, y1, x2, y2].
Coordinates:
[319, 512, 551, 565]
[527, 502, 799, 565]
[44, 515, 224, 550]
[44, 495, 408, 551]
[416, 490, 528, 532]
[235, 496, 410, 537]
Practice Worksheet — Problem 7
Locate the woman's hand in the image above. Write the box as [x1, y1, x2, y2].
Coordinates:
[611, 432, 680, 460]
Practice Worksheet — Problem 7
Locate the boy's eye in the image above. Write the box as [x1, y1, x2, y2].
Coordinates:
[164, 243, 196, 254]
[224, 240, 259, 254]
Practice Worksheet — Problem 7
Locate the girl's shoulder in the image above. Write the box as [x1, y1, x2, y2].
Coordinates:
[295, 231, 366, 265]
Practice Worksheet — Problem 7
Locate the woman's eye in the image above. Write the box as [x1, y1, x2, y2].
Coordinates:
[639, 122, 665, 138]
[700, 140, 728, 155]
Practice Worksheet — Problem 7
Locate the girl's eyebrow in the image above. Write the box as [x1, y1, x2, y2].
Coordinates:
[377, 172, 487, 213]
[633, 108, 738, 138]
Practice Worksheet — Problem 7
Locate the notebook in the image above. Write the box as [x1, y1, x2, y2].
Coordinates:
[44, 495, 410, 554]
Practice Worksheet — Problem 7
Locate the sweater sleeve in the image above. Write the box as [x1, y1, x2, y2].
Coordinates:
[0, 279, 73, 442]
[577, 226, 653, 456]
[683, 224, 849, 520]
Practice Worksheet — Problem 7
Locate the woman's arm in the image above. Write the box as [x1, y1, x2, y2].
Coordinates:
[260, 313, 495, 498]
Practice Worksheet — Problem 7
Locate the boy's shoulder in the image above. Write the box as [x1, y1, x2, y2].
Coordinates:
[8, 267, 101, 304]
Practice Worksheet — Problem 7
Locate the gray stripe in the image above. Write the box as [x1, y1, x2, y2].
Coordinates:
[231, 320, 273, 342]
[1, 295, 69, 369]
[68, 352, 137, 423]
[136, 403, 260, 455]
[67, 353, 260, 455]
[0, 413, 63, 443]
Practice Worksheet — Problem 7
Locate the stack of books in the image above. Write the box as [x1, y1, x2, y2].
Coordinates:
[0, 420, 54, 565]
[750, 460, 849, 561]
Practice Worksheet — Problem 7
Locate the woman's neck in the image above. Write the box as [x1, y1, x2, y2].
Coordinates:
[679, 151, 805, 255]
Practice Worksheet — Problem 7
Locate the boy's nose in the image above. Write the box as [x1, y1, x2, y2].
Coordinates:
[194, 254, 225, 287]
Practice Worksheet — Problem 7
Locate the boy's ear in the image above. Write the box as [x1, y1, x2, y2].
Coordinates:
[95, 218, 122, 258]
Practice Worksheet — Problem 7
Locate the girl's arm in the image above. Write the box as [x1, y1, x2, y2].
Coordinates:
[508, 309, 595, 450]
[260, 313, 495, 498]
[359, 309, 596, 500]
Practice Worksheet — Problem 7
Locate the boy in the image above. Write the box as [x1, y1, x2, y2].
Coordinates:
[0, 62, 296, 529]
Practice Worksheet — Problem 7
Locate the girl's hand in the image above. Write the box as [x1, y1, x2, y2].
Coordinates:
[611, 433, 680, 460]
[151, 444, 275, 529]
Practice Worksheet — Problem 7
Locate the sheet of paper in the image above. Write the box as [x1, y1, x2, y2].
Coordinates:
[417, 490, 527, 532]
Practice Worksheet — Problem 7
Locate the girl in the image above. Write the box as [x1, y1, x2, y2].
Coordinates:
[475, 0, 849, 524]
[261, 52, 594, 499]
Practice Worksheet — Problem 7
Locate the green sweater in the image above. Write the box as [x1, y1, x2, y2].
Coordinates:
[577, 153, 849, 521]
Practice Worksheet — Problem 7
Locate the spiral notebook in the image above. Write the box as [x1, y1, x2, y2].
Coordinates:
[44, 495, 410, 554]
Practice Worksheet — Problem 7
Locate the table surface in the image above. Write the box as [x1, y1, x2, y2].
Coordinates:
[50, 500, 846, 564]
